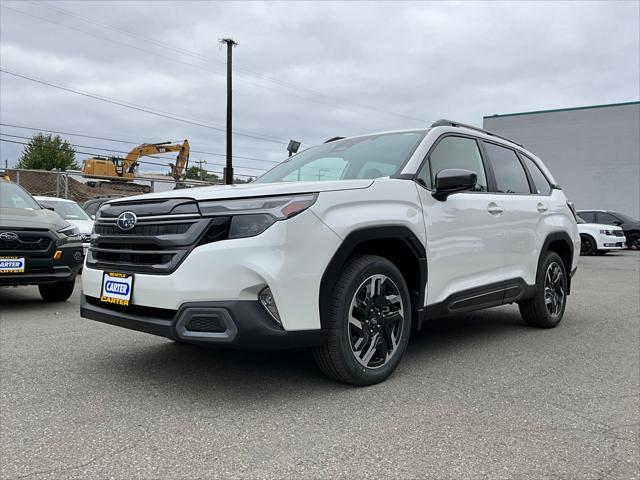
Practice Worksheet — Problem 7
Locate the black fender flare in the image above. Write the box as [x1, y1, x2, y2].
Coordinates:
[318, 226, 428, 330]
[540, 231, 575, 293]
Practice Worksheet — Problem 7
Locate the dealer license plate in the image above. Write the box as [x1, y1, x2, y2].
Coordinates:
[0, 257, 25, 274]
[100, 272, 133, 306]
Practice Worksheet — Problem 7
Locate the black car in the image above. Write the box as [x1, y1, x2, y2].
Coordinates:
[82, 195, 124, 219]
[0, 180, 84, 301]
[577, 210, 640, 250]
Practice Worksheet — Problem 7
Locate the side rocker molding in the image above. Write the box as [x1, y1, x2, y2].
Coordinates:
[319, 226, 428, 330]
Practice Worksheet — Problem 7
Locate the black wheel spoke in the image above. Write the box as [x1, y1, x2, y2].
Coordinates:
[348, 274, 404, 369]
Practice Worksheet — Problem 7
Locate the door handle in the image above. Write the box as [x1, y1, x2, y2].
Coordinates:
[487, 203, 503, 215]
[537, 203, 548, 213]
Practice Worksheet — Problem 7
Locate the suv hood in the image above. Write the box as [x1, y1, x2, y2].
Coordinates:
[578, 222, 623, 230]
[0, 207, 68, 230]
[110, 180, 374, 204]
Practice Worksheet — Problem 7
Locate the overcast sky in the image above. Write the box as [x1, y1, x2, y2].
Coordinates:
[1, 0, 639, 178]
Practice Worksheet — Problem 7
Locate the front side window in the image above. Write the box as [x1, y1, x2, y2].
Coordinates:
[483, 142, 531, 194]
[255, 131, 426, 183]
[522, 155, 552, 195]
[597, 212, 621, 225]
[419, 136, 488, 191]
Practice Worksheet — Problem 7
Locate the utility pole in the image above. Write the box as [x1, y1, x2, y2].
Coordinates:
[196, 159, 206, 181]
[220, 38, 237, 185]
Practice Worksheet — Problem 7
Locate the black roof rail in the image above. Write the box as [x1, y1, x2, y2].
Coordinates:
[430, 119, 523, 147]
[324, 136, 346, 143]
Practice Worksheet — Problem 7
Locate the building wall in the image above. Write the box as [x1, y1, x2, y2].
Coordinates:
[483, 102, 640, 218]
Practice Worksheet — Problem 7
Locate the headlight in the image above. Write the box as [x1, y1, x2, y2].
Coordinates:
[198, 194, 318, 239]
[600, 229, 612, 235]
[58, 225, 80, 237]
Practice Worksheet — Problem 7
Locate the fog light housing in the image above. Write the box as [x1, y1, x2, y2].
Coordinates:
[259, 287, 282, 327]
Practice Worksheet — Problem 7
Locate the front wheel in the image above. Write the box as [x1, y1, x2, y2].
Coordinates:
[312, 255, 411, 386]
[38, 278, 76, 302]
[518, 251, 567, 328]
[580, 234, 596, 256]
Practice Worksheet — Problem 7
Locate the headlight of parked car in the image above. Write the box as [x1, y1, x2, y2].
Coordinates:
[58, 224, 80, 237]
[198, 193, 318, 239]
[600, 229, 613, 235]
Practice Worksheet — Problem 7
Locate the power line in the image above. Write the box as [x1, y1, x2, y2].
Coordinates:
[26, 1, 427, 124]
[0, 133, 269, 172]
[0, 123, 280, 164]
[0, 137, 258, 178]
[0, 68, 292, 146]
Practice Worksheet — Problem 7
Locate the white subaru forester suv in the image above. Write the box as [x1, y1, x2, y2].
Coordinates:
[81, 120, 580, 385]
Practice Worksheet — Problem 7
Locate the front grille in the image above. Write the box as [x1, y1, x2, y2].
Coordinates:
[86, 199, 212, 274]
[0, 231, 53, 252]
[94, 222, 194, 236]
[613, 231, 625, 237]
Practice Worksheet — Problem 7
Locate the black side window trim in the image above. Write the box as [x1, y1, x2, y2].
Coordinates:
[518, 152, 554, 196]
[413, 133, 494, 193]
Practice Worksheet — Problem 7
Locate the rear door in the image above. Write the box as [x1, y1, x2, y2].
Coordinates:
[481, 141, 541, 290]
[415, 135, 506, 307]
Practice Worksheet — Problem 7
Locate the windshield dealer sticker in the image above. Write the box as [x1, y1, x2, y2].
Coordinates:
[0, 257, 25, 274]
[100, 272, 133, 306]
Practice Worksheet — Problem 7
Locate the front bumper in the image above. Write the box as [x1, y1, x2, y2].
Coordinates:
[81, 295, 326, 349]
[0, 241, 84, 286]
[81, 210, 342, 331]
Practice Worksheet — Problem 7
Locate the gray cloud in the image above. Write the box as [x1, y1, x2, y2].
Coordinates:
[1, 0, 638, 177]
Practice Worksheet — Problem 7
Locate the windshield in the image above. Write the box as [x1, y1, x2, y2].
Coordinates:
[0, 182, 42, 210]
[613, 212, 639, 223]
[255, 131, 426, 183]
[39, 199, 91, 220]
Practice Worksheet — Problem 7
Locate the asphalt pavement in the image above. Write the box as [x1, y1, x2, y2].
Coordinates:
[1, 251, 639, 479]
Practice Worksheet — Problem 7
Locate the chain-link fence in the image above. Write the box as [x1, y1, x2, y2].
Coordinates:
[2, 168, 216, 205]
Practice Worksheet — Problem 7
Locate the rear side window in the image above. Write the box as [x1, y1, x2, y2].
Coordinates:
[483, 142, 531, 194]
[420, 136, 488, 191]
[579, 211, 596, 223]
[522, 155, 552, 195]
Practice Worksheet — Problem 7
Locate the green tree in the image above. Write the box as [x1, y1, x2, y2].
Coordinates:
[17, 133, 78, 171]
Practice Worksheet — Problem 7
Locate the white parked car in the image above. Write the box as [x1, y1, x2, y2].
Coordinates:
[576, 216, 626, 255]
[35, 196, 94, 255]
[81, 120, 580, 385]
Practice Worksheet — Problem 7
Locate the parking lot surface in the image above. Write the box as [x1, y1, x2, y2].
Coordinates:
[1, 252, 639, 479]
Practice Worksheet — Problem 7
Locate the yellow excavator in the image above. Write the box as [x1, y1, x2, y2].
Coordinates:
[82, 140, 190, 192]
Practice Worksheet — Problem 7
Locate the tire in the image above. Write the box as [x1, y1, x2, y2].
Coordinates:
[580, 234, 596, 256]
[627, 233, 640, 250]
[312, 254, 412, 386]
[518, 251, 567, 328]
[38, 278, 76, 302]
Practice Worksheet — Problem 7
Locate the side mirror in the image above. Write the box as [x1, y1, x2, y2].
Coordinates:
[91, 215, 96, 220]
[433, 169, 477, 201]
[613, 221, 622, 226]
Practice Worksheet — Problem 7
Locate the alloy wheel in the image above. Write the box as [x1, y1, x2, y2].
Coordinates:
[544, 262, 565, 318]
[627, 233, 640, 250]
[347, 274, 404, 369]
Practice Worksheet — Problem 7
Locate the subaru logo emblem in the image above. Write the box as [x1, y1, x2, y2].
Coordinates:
[0, 232, 19, 241]
[116, 211, 137, 231]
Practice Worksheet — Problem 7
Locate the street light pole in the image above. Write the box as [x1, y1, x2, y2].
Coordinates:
[220, 38, 237, 185]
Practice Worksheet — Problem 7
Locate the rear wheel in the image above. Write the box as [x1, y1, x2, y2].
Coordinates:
[580, 234, 596, 256]
[627, 233, 640, 250]
[38, 278, 75, 302]
[312, 255, 411, 386]
[518, 251, 567, 328]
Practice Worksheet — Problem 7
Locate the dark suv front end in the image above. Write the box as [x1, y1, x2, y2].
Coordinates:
[0, 180, 84, 300]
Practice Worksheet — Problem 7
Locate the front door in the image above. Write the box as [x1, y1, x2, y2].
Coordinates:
[415, 135, 506, 308]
